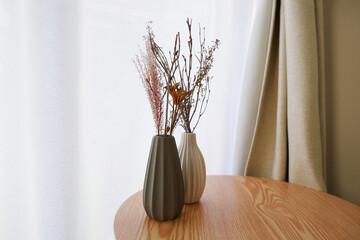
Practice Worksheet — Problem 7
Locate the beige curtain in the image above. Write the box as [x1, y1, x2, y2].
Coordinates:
[243, 0, 326, 191]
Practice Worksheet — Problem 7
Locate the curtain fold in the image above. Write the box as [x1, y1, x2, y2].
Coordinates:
[237, 0, 327, 191]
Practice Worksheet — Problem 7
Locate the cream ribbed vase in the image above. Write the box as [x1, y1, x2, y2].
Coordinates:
[178, 133, 206, 204]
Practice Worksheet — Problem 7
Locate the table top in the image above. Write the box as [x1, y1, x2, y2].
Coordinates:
[114, 176, 360, 239]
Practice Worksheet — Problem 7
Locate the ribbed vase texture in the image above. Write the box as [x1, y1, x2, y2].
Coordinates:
[178, 133, 206, 204]
[143, 136, 185, 221]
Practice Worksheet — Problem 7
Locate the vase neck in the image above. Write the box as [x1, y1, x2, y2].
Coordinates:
[181, 132, 197, 146]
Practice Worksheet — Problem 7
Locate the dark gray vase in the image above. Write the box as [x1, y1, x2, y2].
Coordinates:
[143, 135, 185, 221]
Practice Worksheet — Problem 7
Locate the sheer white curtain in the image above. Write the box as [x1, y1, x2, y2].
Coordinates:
[232, 0, 276, 175]
[0, 0, 253, 239]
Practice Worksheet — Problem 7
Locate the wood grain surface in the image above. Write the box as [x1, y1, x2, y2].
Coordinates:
[114, 176, 360, 239]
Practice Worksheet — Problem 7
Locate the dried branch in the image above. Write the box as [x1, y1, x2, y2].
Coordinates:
[145, 24, 187, 136]
[178, 19, 220, 133]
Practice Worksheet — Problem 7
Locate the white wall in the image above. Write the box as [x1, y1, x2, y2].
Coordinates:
[324, 0, 360, 206]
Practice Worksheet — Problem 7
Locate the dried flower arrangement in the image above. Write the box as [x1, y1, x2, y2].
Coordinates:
[134, 19, 220, 135]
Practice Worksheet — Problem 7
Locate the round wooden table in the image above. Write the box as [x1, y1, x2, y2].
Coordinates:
[114, 176, 360, 239]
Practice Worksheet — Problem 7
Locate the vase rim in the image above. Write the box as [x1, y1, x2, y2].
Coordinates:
[153, 135, 175, 138]
[182, 132, 196, 135]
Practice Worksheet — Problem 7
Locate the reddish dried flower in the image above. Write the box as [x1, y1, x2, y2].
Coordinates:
[134, 34, 164, 135]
